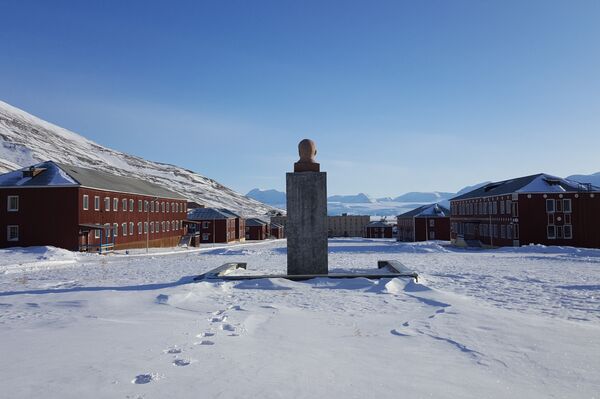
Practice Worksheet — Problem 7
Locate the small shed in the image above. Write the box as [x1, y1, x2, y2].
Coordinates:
[270, 222, 284, 239]
[364, 221, 393, 238]
[245, 218, 269, 240]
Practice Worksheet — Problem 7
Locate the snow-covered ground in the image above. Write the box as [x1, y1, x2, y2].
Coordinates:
[1, 239, 599, 398]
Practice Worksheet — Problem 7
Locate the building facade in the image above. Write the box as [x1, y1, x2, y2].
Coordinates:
[186, 208, 238, 244]
[0, 162, 187, 251]
[364, 221, 393, 238]
[450, 173, 600, 248]
[245, 218, 269, 240]
[270, 222, 284, 239]
[397, 203, 450, 242]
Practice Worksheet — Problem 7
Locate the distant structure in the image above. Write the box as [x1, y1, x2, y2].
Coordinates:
[0, 161, 187, 251]
[450, 173, 600, 248]
[185, 208, 239, 244]
[270, 222, 285, 239]
[245, 218, 269, 240]
[217, 208, 246, 242]
[364, 220, 393, 238]
[286, 139, 328, 275]
[397, 203, 450, 242]
[328, 214, 371, 237]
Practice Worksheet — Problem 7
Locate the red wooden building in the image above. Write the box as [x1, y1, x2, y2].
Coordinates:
[270, 222, 284, 239]
[0, 161, 188, 251]
[450, 173, 600, 248]
[217, 208, 246, 242]
[185, 208, 239, 244]
[397, 203, 450, 242]
[245, 218, 269, 240]
[364, 221, 393, 238]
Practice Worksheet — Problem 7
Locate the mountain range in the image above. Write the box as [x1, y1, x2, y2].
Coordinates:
[0, 100, 276, 217]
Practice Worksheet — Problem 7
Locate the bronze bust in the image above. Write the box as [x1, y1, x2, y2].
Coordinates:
[294, 139, 320, 172]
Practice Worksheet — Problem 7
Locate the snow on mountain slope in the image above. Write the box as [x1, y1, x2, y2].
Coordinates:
[246, 188, 286, 207]
[568, 172, 600, 187]
[0, 100, 276, 216]
[328, 192, 375, 203]
[393, 191, 454, 202]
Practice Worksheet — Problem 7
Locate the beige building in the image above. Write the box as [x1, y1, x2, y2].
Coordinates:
[270, 214, 370, 238]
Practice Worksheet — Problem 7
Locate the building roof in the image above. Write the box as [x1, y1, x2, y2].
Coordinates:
[366, 221, 392, 228]
[451, 173, 600, 201]
[217, 208, 242, 218]
[397, 203, 450, 218]
[246, 218, 268, 227]
[187, 207, 235, 220]
[0, 161, 186, 199]
[270, 222, 283, 228]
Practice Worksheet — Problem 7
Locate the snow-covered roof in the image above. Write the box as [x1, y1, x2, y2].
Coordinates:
[397, 203, 450, 218]
[187, 208, 236, 220]
[451, 173, 600, 201]
[246, 218, 268, 227]
[0, 161, 186, 199]
[366, 221, 392, 228]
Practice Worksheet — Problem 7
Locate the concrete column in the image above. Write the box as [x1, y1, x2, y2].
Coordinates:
[286, 171, 328, 275]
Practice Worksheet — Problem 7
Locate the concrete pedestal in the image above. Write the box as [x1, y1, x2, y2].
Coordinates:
[286, 172, 328, 275]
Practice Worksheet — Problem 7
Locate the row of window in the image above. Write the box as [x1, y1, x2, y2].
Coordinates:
[453, 199, 517, 217]
[546, 199, 572, 213]
[94, 220, 184, 239]
[83, 195, 185, 214]
[548, 213, 571, 225]
[548, 225, 573, 239]
[451, 222, 520, 240]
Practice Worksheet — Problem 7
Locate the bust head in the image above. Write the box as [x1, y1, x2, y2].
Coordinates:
[298, 139, 317, 162]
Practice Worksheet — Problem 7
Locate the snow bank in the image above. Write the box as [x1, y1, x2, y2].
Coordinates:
[0, 246, 79, 274]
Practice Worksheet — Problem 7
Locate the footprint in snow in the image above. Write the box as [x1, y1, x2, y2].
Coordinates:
[402, 321, 410, 327]
[212, 310, 225, 316]
[391, 329, 411, 337]
[164, 347, 182, 354]
[220, 324, 236, 332]
[173, 359, 192, 367]
[194, 340, 214, 346]
[228, 305, 245, 311]
[196, 332, 215, 338]
[209, 315, 227, 323]
[132, 374, 153, 384]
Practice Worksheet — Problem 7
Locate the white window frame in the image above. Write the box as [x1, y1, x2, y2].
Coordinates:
[94, 226, 100, 239]
[105, 197, 111, 211]
[129, 222, 134, 235]
[547, 225, 556, 239]
[144, 222, 148, 234]
[202, 221, 209, 229]
[113, 198, 119, 212]
[7, 195, 19, 212]
[113, 223, 118, 237]
[130, 199, 135, 212]
[564, 225, 573, 239]
[138, 222, 142, 234]
[122, 222, 127, 236]
[202, 233, 210, 241]
[82, 195, 89, 210]
[150, 222, 154, 233]
[105, 223, 111, 238]
[95, 196, 100, 211]
[7, 225, 19, 241]
[429, 219, 435, 227]
[138, 200, 143, 212]
[122, 198, 128, 211]
[563, 199, 572, 213]
[546, 199, 555, 213]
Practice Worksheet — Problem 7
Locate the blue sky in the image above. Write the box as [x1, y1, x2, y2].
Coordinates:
[1, 0, 599, 197]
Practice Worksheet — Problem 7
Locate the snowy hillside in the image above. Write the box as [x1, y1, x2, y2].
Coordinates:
[0, 100, 276, 216]
[568, 172, 600, 187]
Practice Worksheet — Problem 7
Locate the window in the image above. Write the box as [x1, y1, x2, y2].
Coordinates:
[505, 200, 511, 214]
[429, 219, 435, 227]
[556, 199, 562, 212]
[546, 199, 555, 213]
[82, 195, 89, 210]
[501, 225, 506, 239]
[507, 225, 513, 239]
[94, 226, 100, 239]
[7, 225, 19, 241]
[166, 221, 170, 232]
[202, 221, 209, 229]
[113, 198, 119, 211]
[139, 200, 143, 212]
[563, 199, 572, 213]
[7, 195, 19, 212]
[176, 203, 179, 213]
[130, 199, 135, 212]
[155, 201, 160, 212]
[144, 222, 148, 234]
[203, 233, 210, 241]
[161, 202, 165, 213]
[500, 201, 505, 214]
[95, 196, 100, 211]
[122, 223, 127, 236]
[122, 198, 127, 211]
[105, 223, 111, 238]
[161, 221, 165, 232]
[138, 222, 142, 234]
[493, 202, 498, 214]
[104, 197, 110, 211]
[113, 223, 118, 237]
[557, 226, 563, 239]
[151, 201, 155, 212]
[512, 202, 519, 217]
[564, 225, 573, 239]
[514, 224, 519, 239]
[129, 222, 134, 235]
[150, 222, 154, 233]
[547, 225, 556, 239]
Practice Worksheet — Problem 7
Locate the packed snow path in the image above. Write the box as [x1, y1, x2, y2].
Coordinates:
[0, 239, 599, 398]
